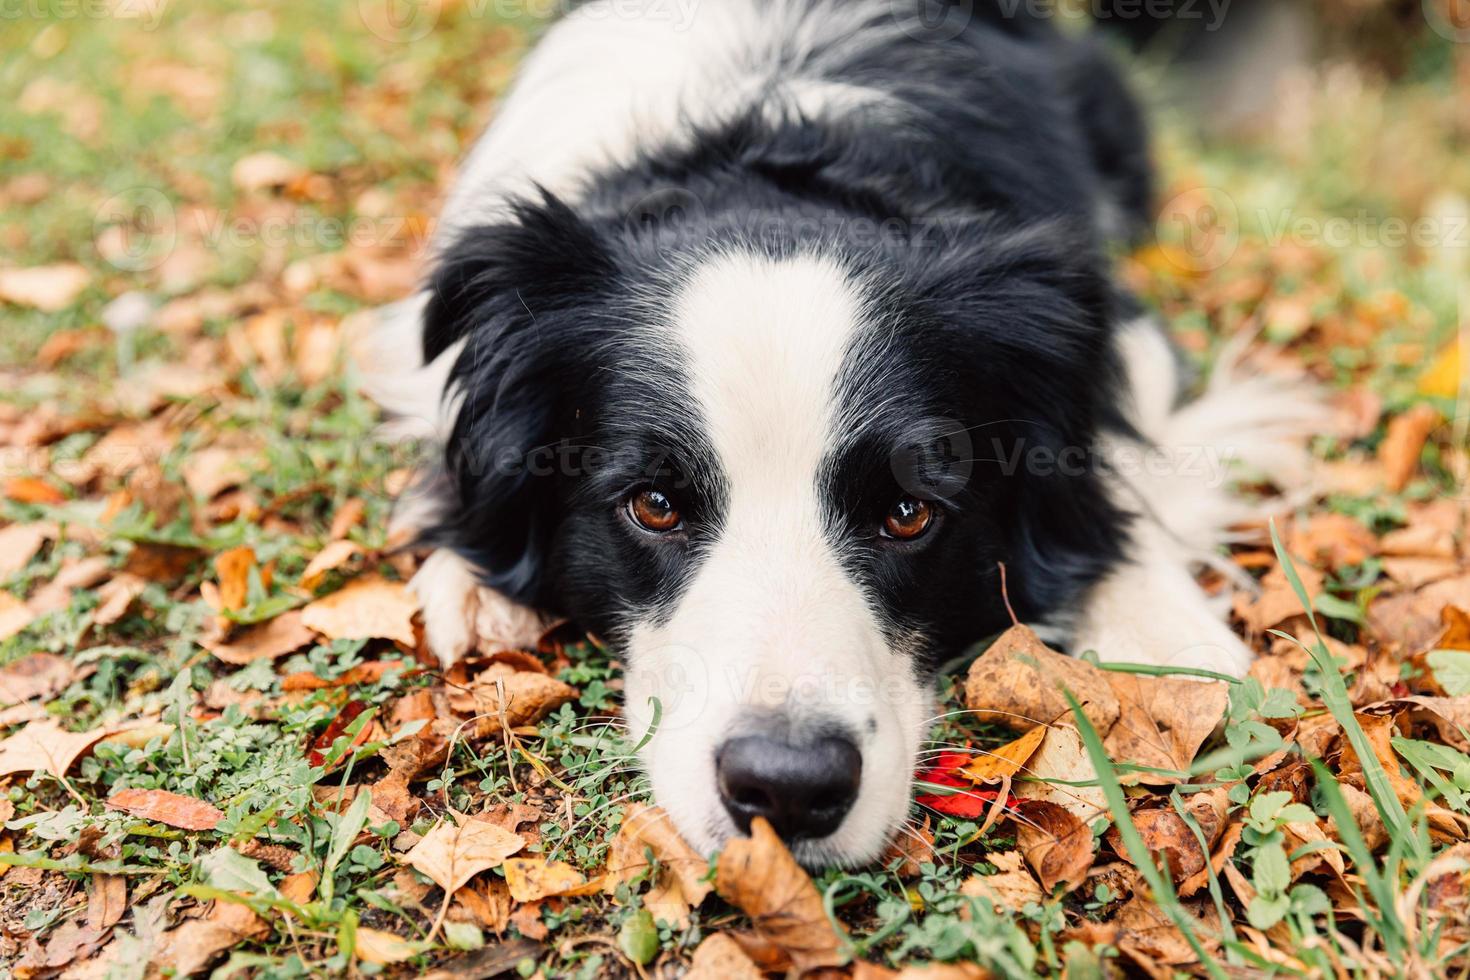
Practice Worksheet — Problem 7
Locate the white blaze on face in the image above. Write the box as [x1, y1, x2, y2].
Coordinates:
[622, 251, 932, 866]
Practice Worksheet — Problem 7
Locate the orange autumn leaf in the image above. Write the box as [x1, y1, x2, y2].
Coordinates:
[964, 725, 1046, 783]
[4, 476, 65, 506]
[503, 856, 602, 902]
[299, 539, 363, 591]
[213, 545, 257, 612]
[106, 788, 225, 831]
[1378, 403, 1439, 492]
[301, 576, 418, 648]
[714, 817, 848, 973]
[1014, 799, 1094, 893]
[201, 610, 316, 665]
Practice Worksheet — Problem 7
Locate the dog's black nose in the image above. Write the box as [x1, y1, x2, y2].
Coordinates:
[716, 734, 861, 841]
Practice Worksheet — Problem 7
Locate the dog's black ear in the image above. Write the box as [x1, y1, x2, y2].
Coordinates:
[419, 193, 616, 605]
[982, 228, 1132, 619]
[909, 218, 1131, 620]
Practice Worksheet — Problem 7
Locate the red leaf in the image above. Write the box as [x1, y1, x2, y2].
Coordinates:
[307, 700, 370, 767]
[915, 751, 1013, 818]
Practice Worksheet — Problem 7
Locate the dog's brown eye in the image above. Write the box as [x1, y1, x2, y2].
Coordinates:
[883, 496, 933, 540]
[628, 489, 682, 533]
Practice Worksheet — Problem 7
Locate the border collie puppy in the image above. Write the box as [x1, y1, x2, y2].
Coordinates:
[360, 0, 1321, 867]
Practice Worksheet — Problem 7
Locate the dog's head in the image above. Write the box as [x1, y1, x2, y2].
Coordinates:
[418, 193, 1125, 865]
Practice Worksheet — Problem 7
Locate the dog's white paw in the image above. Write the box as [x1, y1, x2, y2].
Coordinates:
[410, 549, 550, 670]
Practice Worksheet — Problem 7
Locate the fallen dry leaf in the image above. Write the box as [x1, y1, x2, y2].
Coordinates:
[1236, 561, 1324, 635]
[605, 803, 713, 927]
[1108, 790, 1228, 884]
[4, 475, 66, 506]
[12, 919, 110, 977]
[503, 856, 600, 902]
[1381, 522, 1457, 559]
[1179, 819, 1244, 899]
[1289, 512, 1377, 568]
[965, 725, 1046, 783]
[28, 555, 111, 616]
[354, 927, 426, 965]
[329, 499, 367, 540]
[300, 539, 363, 590]
[1332, 782, 1390, 852]
[124, 541, 204, 583]
[181, 446, 253, 500]
[301, 576, 418, 648]
[213, 545, 256, 612]
[1337, 712, 1422, 811]
[0, 718, 115, 777]
[200, 610, 316, 665]
[282, 658, 407, 692]
[0, 522, 50, 578]
[880, 818, 937, 878]
[1368, 574, 1470, 653]
[279, 870, 319, 905]
[1015, 799, 1094, 893]
[451, 878, 512, 935]
[1013, 724, 1107, 824]
[92, 572, 147, 626]
[964, 625, 1120, 733]
[153, 899, 268, 977]
[1382, 556, 1461, 590]
[106, 788, 224, 830]
[0, 263, 90, 311]
[85, 873, 128, 931]
[961, 850, 1043, 911]
[1379, 403, 1440, 492]
[715, 817, 848, 973]
[1102, 673, 1229, 784]
[686, 931, 765, 980]
[402, 816, 524, 898]
[0, 652, 74, 705]
[448, 665, 578, 736]
[1115, 893, 1222, 969]
[1373, 696, 1470, 751]
[0, 592, 35, 642]
[508, 901, 549, 941]
[231, 151, 305, 193]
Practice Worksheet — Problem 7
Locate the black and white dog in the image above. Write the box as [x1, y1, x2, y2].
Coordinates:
[359, 0, 1320, 867]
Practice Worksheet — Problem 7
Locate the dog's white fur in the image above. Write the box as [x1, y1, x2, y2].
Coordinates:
[620, 251, 929, 864]
[356, 0, 1324, 863]
[1073, 319, 1327, 676]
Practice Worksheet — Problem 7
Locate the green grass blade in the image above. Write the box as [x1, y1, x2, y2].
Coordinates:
[1066, 692, 1230, 980]
[1268, 521, 1419, 857]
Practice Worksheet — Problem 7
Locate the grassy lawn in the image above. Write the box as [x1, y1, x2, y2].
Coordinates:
[1, 3, 1469, 978]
